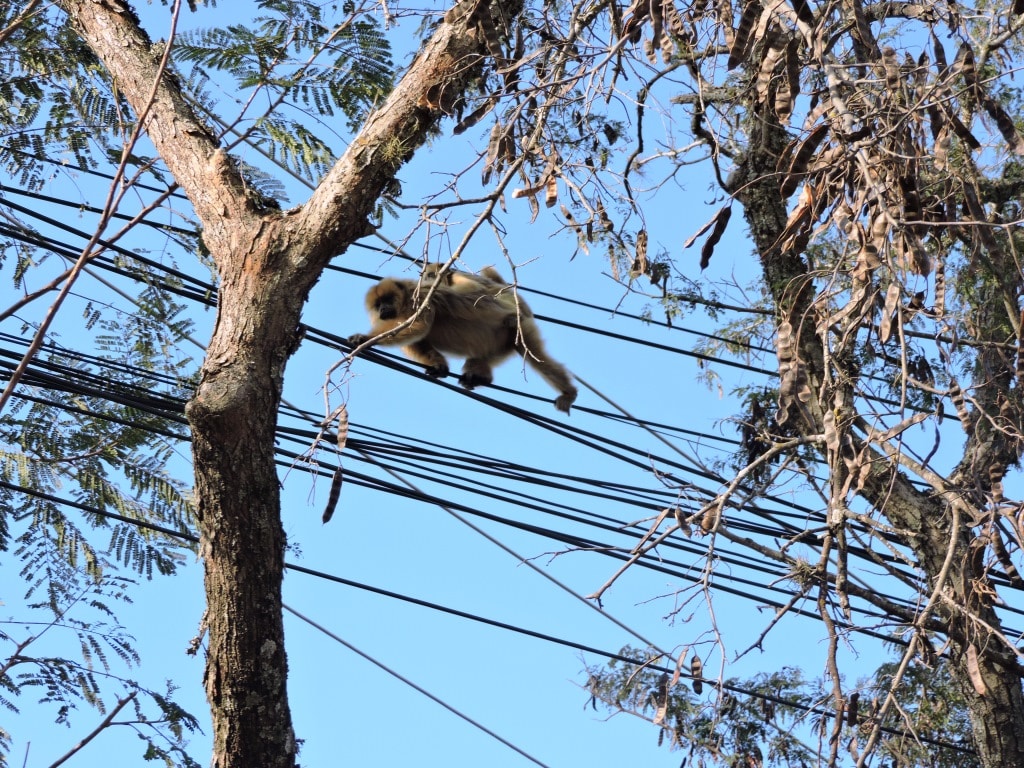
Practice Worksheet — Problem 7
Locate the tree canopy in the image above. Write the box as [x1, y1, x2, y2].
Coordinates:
[1, 0, 1023, 765]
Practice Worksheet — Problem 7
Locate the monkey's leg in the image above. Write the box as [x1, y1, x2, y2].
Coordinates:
[459, 358, 494, 389]
[403, 340, 450, 379]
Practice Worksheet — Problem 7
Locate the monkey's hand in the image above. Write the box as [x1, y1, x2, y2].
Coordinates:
[347, 333, 371, 347]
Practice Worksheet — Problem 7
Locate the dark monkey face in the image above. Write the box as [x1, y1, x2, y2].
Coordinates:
[374, 291, 399, 320]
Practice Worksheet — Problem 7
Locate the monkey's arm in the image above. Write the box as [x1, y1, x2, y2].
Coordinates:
[347, 313, 434, 348]
[348, 324, 450, 378]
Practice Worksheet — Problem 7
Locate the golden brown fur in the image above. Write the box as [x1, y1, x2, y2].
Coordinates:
[421, 264, 531, 320]
[349, 276, 577, 412]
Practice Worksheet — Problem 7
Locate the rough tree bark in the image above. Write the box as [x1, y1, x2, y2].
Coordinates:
[57, 0, 518, 765]
[727, 104, 1024, 767]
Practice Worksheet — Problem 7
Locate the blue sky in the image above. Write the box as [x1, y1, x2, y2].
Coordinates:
[3, 1, 1008, 766]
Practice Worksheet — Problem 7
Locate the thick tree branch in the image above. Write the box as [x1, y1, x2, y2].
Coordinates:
[291, 0, 509, 271]
[57, 0, 252, 256]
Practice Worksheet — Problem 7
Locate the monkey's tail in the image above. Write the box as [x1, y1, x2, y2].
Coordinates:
[524, 353, 578, 412]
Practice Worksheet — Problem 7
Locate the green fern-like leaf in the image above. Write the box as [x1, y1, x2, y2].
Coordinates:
[253, 117, 335, 182]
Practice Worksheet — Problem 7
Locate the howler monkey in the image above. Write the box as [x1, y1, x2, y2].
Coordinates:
[348, 276, 577, 412]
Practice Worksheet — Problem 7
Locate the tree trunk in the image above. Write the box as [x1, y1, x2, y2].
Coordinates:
[184, 222, 305, 766]
[58, 0, 521, 765]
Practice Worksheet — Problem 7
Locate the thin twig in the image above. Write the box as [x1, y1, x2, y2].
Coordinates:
[47, 692, 138, 768]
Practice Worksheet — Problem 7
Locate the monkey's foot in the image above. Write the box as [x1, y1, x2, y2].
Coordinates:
[424, 364, 449, 379]
[458, 373, 492, 390]
[347, 333, 370, 347]
[554, 388, 578, 413]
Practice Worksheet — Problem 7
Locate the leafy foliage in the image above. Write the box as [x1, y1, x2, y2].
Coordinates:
[0, 235, 199, 763]
[175, 0, 394, 176]
[586, 647, 979, 768]
[0, 5, 115, 188]
[0, 575, 202, 768]
[2, 288, 197, 582]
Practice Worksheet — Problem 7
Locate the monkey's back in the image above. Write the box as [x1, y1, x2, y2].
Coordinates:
[423, 290, 516, 361]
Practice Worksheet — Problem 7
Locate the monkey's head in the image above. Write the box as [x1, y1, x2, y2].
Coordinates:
[421, 263, 455, 286]
[366, 278, 411, 320]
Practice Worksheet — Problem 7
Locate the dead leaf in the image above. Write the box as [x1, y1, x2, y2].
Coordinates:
[898, 232, 932, 276]
[879, 282, 900, 344]
[322, 468, 343, 524]
[653, 672, 669, 724]
[544, 174, 558, 207]
[946, 111, 981, 150]
[512, 183, 545, 199]
[700, 206, 732, 269]
[779, 124, 828, 198]
[777, 320, 795, 363]
[775, 37, 800, 122]
[670, 649, 686, 688]
[322, 404, 350, 524]
[728, 0, 761, 69]
[823, 408, 839, 451]
[966, 644, 988, 696]
[873, 412, 929, 443]
[756, 33, 786, 110]
[453, 97, 497, 134]
[777, 183, 813, 253]
[664, 0, 686, 38]
[691, 655, 703, 694]
[684, 208, 727, 249]
[952, 41, 978, 92]
[483, 122, 515, 185]
[336, 404, 349, 452]
[982, 96, 1024, 155]
[472, 3, 504, 62]
[851, 245, 881, 285]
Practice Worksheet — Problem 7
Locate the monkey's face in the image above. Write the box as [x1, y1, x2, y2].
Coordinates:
[375, 293, 399, 320]
[366, 280, 410, 320]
